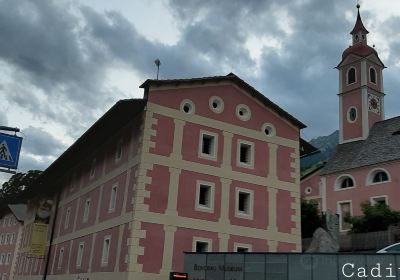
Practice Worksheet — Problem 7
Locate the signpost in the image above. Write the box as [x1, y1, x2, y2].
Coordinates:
[0, 127, 23, 173]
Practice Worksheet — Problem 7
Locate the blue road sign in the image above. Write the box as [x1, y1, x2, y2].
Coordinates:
[0, 133, 23, 169]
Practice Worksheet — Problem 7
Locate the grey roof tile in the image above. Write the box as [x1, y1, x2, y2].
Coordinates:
[321, 116, 400, 175]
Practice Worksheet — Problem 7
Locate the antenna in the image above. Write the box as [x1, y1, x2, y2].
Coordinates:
[154, 58, 161, 80]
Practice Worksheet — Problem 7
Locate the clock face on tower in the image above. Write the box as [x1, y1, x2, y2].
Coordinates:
[368, 94, 381, 114]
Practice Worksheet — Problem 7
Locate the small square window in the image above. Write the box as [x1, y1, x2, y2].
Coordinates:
[235, 188, 254, 219]
[237, 141, 254, 168]
[198, 131, 217, 160]
[195, 181, 214, 212]
[370, 196, 387, 206]
[234, 243, 252, 253]
[193, 238, 212, 253]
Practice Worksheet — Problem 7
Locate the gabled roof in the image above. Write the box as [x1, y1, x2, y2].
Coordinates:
[140, 73, 306, 129]
[32, 99, 146, 195]
[300, 138, 320, 158]
[350, 8, 369, 35]
[320, 116, 400, 175]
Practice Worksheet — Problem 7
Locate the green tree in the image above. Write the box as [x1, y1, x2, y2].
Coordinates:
[345, 202, 400, 233]
[0, 170, 42, 216]
[301, 199, 323, 238]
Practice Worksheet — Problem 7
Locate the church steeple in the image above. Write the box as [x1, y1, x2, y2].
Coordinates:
[350, 4, 369, 45]
[336, 4, 385, 144]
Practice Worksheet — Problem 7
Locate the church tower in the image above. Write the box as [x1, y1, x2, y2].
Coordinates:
[337, 5, 385, 144]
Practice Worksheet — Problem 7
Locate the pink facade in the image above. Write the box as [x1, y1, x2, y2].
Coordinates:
[14, 74, 303, 280]
[0, 213, 22, 280]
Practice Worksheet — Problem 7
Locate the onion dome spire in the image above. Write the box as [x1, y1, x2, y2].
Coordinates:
[350, 4, 369, 45]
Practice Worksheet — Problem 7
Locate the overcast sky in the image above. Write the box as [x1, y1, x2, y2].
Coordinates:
[1, 0, 400, 182]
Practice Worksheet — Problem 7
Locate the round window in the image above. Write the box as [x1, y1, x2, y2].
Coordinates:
[180, 99, 195, 114]
[209, 96, 224, 113]
[261, 123, 275, 136]
[236, 104, 251, 121]
[347, 107, 357, 123]
[305, 187, 312, 195]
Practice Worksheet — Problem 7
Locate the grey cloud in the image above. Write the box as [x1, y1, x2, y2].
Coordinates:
[21, 126, 66, 157]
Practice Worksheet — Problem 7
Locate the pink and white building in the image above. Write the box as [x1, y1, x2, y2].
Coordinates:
[0, 205, 26, 280]
[14, 73, 305, 279]
[303, 6, 400, 232]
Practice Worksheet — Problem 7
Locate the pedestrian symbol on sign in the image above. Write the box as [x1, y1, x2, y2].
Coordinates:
[0, 141, 13, 162]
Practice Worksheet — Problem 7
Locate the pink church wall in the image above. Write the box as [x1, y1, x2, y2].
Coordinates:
[150, 113, 174, 156]
[172, 228, 219, 272]
[342, 90, 363, 141]
[325, 162, 400, 216]
[276, 190, 295, 234]
[144, 165, 170, 214]
[176, 170, 221, 221]
[148, 84, 298, 141]
[342, 64, 361, 92]
[91, 227, 119, 272]
[228, 181, 268, 229]
[138, 222, 165, 273]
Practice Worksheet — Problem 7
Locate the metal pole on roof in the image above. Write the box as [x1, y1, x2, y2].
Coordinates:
[154, 58, 161, 80]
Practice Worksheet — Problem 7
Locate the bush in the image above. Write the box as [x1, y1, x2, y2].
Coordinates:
[301, 199, 323, 238]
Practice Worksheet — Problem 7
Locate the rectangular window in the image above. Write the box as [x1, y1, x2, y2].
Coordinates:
[194, 240, 211, 253]
[1, 274, 6, 280]
[57, 247, 64, 269]
[10, 233, 14, 244]
[338, 201, 352, 231]
[234, 243, 252, 253]
[370, 196, 387, 206]
[64, 208, 71, 229]
[5, 234, 9, 245]
[89, 159, 96, 178]
[6, 253, 11, 265]
[237, 140, 254, 168]
[101, 236, 111, 265]
[76, 242, 84, 268]
[109, 185, 118, 212]
[34, 258, 39, 273]
[0, 253, 4, 265]
[115, 140, 123, 161]
[0, 234, 3, 245]
[199, 131, 217, 160]
[83, 199, 91, 222]
[195, 181, 214, 212]
[235, 188, 254, 219]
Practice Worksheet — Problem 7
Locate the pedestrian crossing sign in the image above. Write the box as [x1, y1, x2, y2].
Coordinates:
[0, 133, 22, 169]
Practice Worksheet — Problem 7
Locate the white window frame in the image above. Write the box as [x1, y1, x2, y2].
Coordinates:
[370, 195, 388, 206]
[34, 257, 39, 273]
[195, 181, 215, 213]
[337, 200, 353, 232]
[234, 243, 253, 252]
[115, 139, 123, 162]
[0, 234, 3, 245]
[89, 158, 96, 178]
[198, 130, 218, 161]
[235, 188, 254, 219]
[5, 253, 11, 265]
[366, 168, 391, 186]
[57, 247, 64, 269]
[237, 140, 254, 169]
[10, 233, 14, 244]
[346, 66, 357, 85]
[5, 234, 9, 245]
[109, 184, 118, 212]
[192, 237, 212, 253]
[83, 198, 91, 222]
[0, 253, 4, 265]
[101, 235, 111, 266]
[64, 208, 71, 229]
[369, 66, 377, 84]
[334, 174, 356, 191]
[76, 242, 84, 268]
